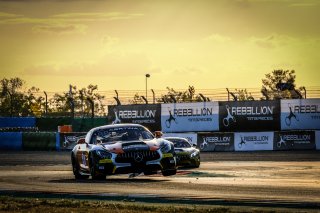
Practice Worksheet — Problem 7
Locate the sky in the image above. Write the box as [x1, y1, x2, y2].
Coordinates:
[0, 0, 319, 92]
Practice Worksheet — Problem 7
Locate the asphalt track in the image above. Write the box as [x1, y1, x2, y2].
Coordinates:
[0, 151, 320, 210]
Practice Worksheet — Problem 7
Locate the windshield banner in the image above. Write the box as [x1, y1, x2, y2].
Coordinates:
[281, 99, 320, 130]
[108, 104, 161, 132]
[162, 133, 198, 145]
[219, 100, 280, 132]
[197, 132, 234, 152]
[234, 132, 274, 151]
[274, 131, 315, 150]
[161, 102, 219, 132]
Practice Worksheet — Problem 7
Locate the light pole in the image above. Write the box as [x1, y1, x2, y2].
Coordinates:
[145, 74, 150, 102]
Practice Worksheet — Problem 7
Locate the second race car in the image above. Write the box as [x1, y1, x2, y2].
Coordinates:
[163, 137, 200, 168]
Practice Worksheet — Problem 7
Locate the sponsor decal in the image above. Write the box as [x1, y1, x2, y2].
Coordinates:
[161, 102, 219, 132]
[165, 108, 178, 128]
[108, 104, 161, 131]
[220, 101, 280, 131]
[234, 132, 273, 151]
[274, 131, 315, 150]
[281, 99, 320, 130]
[162, 153, 173, 158]
[99, 159, 112, 164]
[122, 144, 149, 151]
[197, 132, 234, 152]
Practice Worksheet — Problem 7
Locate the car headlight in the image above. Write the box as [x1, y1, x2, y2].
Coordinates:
[190, 150, 199, 158]
[95, 150, 112, 159]
[160, 142, 172, 153]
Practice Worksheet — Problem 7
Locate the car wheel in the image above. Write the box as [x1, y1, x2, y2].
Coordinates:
[162, 169, 176, 176]
[71, 155, 89, 180]
[89, 155, 106, 180]
[193, 158, 201, 168]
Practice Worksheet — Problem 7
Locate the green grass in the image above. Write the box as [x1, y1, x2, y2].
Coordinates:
[0, 196, 283, 213]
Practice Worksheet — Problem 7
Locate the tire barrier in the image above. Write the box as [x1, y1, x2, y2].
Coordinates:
[0, 132, 22, 150]
[22, 132, 56, 151]
[0, 117, 35, 128]
[0, 127, 38, 132]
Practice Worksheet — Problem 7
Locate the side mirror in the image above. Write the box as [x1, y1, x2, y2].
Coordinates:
[192, 144, 197, 148]
[77, 138, 86, 144]
[154, 131, 163, 138]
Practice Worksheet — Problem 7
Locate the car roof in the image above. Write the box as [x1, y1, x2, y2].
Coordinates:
[90, 123, 146, 132]
[163, 137, 189, 141]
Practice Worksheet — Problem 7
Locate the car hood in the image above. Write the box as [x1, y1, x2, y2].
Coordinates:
[174, 147, 195, 154]
[99, 139, 160, 154]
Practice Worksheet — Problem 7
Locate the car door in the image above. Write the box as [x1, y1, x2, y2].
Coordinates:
[76, 143, 90, 172]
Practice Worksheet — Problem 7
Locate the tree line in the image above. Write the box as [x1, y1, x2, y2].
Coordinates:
[0, 69, 304, 117]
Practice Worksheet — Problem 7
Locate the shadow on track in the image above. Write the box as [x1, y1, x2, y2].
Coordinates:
[49, 178, 169, 184]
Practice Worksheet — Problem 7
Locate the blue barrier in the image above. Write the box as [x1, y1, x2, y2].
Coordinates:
[0, 132, 22, 150]
[0, 117, 36, 128]
[56, 132, 60, 151]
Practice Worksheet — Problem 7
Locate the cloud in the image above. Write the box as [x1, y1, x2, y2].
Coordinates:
[249, 34, 296, 49]
[32, 23, 87, 35]
[23, 52, 154, 77]
[102, 35, 120, 46]
[52, 12, 144, 21]
[0, 12, 144, 25]
[204, 34, 231, 43]
[0, 12, 23, 18]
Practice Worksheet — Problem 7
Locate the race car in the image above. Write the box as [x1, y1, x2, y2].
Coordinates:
[163, 137, 200, 168]
[71, 124, 177, 180]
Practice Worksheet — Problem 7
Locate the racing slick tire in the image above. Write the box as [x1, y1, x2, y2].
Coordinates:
[162, 169, 177, 176]
[89, 154, 106, 180]
[71, 155, 89, 180]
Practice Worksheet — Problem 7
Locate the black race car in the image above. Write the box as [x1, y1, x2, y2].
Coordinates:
[164, 137, 200, 168]
[71, 124, 177, 180]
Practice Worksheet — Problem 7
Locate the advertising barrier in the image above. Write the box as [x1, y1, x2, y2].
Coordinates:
[219, 101, 280, 132]
[108, 104, 161, 132]
[234, 132, 274, 151]
[0, 132, 22, 150]
[22, 132, 56, 151]
[161, 102, 219, 132]
[0, 117, 35, 128]
[281, 99, 320, 130]
[197, 132, 234, 152]
[316, 131, 320, 150]
[274, 131, 316, 150]
[59, 132, 87, 150]
[162, 133, 198, 145]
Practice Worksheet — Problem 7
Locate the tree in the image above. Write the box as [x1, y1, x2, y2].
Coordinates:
[129, 93, 145, 104]
[49, 84, 106, 116]
[0, 77, 44, 116]
[261, 69, 304, 100]
[158, 86, 209, 103]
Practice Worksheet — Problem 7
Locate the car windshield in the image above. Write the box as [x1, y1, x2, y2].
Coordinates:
[91, 126, 154, 144]
[168, 139, 191, 148]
